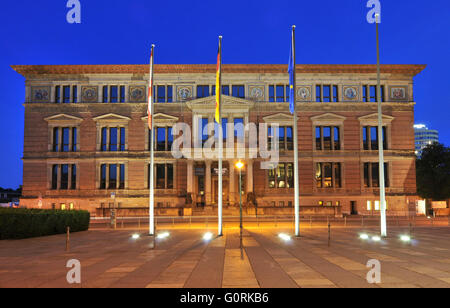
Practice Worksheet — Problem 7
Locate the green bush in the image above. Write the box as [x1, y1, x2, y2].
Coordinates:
[0, 209, 90, 240]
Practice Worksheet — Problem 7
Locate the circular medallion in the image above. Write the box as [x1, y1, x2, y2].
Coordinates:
[344, 87, 357, 99]
[297, 87, 310, 99]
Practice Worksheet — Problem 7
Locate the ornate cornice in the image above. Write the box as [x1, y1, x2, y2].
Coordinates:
[11, 64, 426, 77]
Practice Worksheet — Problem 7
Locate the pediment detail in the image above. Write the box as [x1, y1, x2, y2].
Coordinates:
[263, 113, 294, 125]
[186, 95, 255, 111]
[311, 113, 347, 124]
[93, 113, 131, 122]
[141, 113, 179, 126]
[358, 113, 394, 124]
[44, 113, 83, 123]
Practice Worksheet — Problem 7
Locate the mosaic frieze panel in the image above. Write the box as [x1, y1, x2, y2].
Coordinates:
[389, 86, 408, 101]
[129, 86, 146, 102]
[342, 85, 359, 102]
[296, 85, 312, 101]
[248, 85, 265, 101]
[176, 85, 193, 101]
[81, 86, 98, 102]
[31, 86, 51, 102]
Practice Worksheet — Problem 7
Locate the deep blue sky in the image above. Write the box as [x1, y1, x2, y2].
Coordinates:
[0, 0, 449, 189]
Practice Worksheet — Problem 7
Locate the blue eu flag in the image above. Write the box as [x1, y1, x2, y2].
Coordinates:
[288, 42, 295, 114]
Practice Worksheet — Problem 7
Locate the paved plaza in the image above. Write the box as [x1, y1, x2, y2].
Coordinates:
[0, 225, 449, 288]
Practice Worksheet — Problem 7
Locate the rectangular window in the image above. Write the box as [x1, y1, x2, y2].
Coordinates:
[109, 165, 117, 189]
[370, 86, 377, 102]
[286, 85, 290, 102]
[364, 162, 389, 188]
[201, 118, 209, 143]
[323, 127, 332, 150]
[323, 86, 331, 102]
[380, 85, 385, 102]
[120, 127, 126, 151]
[364, 126, 388, 150]
[334, 127, 340, 150]
[286, 163, 294, 188]
[62, 128, 70, 152]
[72, 86, 78, 103]
[100, 164, 106, 189]
[101, 128, 108, 151]
[70, 128, 77, 152]
[197, 85, 210, 98]
[109, 128, 118, 152]
[55, 86, 61, 103]
[278, 126, 285, 149]
[60, 164, 69, 190]
[276, 85, 284, 102]
[157, 85, 166, 102]
[156, 164, 165, 189]
[53, 127, 59, 152]
[316, 162, 342, 189]
[364, 163, 370, 187]
[286, 127, 293, 150]
[362, 86, 368, 102]
[222, 86, 230, 96]
[333, 85, 339, 102]
[277, 164, 286, 188]
[110, 86, 118, 103]
[316, 127, 322, 150]
[316, 85, 321, 102]
[232, 85, 245, 98]
[119, 164, 125, 189]
[268, 168, 276, 188]
[167, 86, 173, 103]
[103, 86, 108, 103]
[269, 86, 275, 102]
[168, 127, 173, 150]
[120, 86, 125, 103]
[363, 127, 369, 150]
[234, 118, 244, 138]
[63, 86, 71, 103]
[71, 165, 77, 190]
[52, 165, 58, 190]
[157, 127, 166, 151]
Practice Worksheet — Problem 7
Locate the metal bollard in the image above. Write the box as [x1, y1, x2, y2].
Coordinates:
[138, 218, 141, 230]
[190, 216, 192, 228]
[344, 216, 347, 227]
[66, 226, 70, 252]
[172, 217, 175, 226]
[310, 216, 312, 228]
[361, 216, 364, 227]
[121, 218, 124, 229]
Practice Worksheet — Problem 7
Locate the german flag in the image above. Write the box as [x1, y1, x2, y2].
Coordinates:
[215, 37, 222, 124]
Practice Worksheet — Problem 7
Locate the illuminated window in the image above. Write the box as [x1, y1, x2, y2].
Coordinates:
[367, 201, 372, 211]
[61, 204, 66, 210]
[316, 163, 342, 188]
[268, 163, 294, 189]
[375, 201, 380, 211]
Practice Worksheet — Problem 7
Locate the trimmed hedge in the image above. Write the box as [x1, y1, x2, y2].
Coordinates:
[0, 209, 90, 240]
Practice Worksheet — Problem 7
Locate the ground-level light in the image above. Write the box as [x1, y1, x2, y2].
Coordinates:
[203, 232, 213, 241]
[278, 233, 291, 241]
[157, 232, 170, 239]
[400, 235, 411, 242]
[131, 233, 140, 240]
[360, 234, 369, 240]
[372, 236, 381, 242]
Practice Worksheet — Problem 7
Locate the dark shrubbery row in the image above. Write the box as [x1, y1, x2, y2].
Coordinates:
[0, 209, 90, 240]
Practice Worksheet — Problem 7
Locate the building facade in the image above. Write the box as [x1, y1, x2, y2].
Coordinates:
[13, 64, 425, 217]
[414, 124, 439, 156]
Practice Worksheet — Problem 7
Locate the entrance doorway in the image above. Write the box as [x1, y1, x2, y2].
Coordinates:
[213, 178, 229, 205]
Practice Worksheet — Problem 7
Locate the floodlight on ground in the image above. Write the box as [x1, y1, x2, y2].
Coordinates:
[359, 234, 369, 240]
[157, 232, 170, 239]
[131, 233, 140, 240]
[372, 236, 381, 242]
[278, 233, 291, 241]
[400, 235, 411, 242]
[203, 232, 213, 241]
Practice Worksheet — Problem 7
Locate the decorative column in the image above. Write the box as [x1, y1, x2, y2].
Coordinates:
[187, 161, 194, 194]
[205, 160, 212, 204]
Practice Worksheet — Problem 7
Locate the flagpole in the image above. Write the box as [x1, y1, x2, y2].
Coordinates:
[375, 14, 387, 237]
[292, 25, 301, 237]
[218, 36, 223, 237]
[149, 44, 155, 236]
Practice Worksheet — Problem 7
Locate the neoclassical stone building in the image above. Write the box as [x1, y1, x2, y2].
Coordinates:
[12, 64, 425, 217]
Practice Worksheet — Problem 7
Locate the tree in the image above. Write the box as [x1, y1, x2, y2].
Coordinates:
[416, 143, 450, 201]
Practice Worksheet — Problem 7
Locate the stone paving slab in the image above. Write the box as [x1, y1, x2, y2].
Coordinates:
[0, 227, 449, 288]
